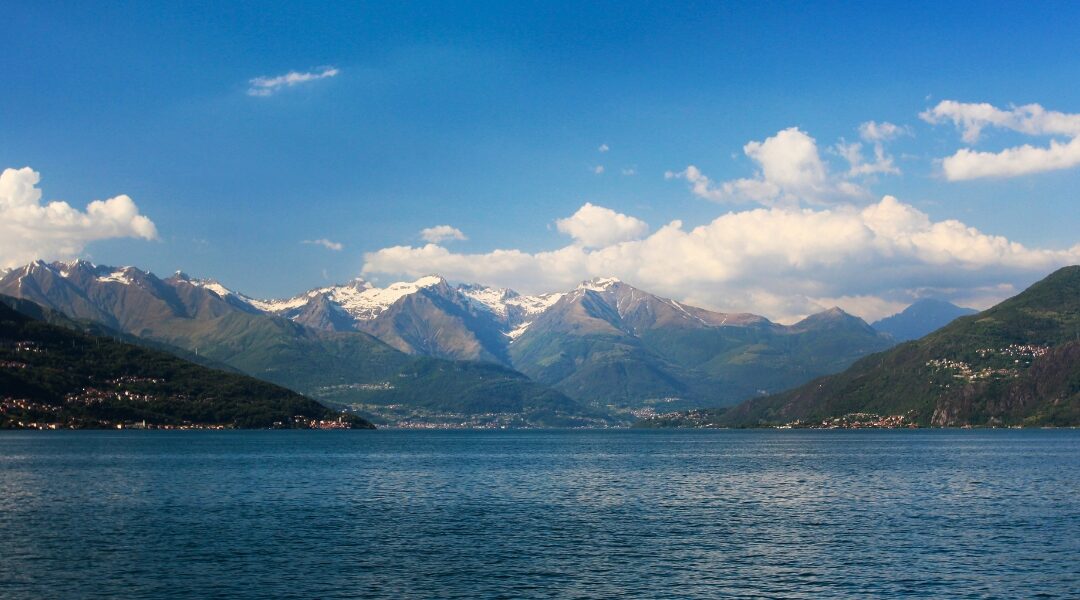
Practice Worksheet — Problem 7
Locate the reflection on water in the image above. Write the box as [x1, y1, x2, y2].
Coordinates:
[0, 430, 1077, 598]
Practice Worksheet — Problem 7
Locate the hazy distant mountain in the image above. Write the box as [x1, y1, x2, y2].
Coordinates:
[872, 298, 976, 341]
[508, 278, 894, 409]
[0, 261, 603, 427]
[649, 265, 1080, 428]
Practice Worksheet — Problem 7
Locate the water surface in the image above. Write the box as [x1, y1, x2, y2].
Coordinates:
[1, 430, 1077, 598]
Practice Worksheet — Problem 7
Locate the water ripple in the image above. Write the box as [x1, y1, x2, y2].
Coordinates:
[0, 429, 1077, 598]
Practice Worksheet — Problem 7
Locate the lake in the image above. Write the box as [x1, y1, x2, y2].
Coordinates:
[0, 429, 1077, 598]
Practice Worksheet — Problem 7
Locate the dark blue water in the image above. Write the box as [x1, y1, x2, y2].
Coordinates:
[0, 430, 1077, 599]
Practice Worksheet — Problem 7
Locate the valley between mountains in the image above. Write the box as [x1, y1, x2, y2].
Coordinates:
[0, 259, 950, 427]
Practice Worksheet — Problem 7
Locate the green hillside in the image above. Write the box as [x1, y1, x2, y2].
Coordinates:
[0, 297, 373, 429]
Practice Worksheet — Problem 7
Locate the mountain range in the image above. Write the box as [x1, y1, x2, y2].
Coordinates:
[0, 261, 905, 415]
[0, 261, 599, 427]
[642, 265, 1080, 428]
[191, 271, 898, 408]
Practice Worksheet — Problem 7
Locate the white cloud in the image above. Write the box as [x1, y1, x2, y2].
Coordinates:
[302, 238, 344, 251]
[667, 127, 867, 207]
[833, 120, 907, 177]
[920, 100, 1080, 143]
[858, 121, 906, 142]
[554, 202, 648, 248]
[922, 100, 1080, 180]
[835, 140, 900, 177]
[420, 225, 467, 244]
[0, 167, 158, 268]
[598, 144, 610, 153]
[940, 137, 1080, 181]
[593, 165, 605, 174]
[621, 167, 636, 176]
[363, 198, 1080, 323]
[248, 66, 340, 97]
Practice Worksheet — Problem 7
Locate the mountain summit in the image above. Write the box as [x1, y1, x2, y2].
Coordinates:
[872, 298, 977, 341]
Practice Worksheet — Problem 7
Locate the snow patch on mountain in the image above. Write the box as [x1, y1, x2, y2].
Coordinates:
[458, 284, 517, 317]
[508, 292, 565, 316]
[578, 276, 621, 292]
[96, 266, 140, 286]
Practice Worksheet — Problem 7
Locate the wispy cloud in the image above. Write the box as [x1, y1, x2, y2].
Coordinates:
[598, 143, 610, 153]
[302, 238, 344, 251]
[248, 66, 340, 97]
[420, 225, 467, 243]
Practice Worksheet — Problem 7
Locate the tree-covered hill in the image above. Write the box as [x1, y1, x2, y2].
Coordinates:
[0, 296, 373, 429]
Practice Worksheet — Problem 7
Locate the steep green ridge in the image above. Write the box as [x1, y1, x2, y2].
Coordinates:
[646, 266, 1080, 428]
[0, 297, 372, 429]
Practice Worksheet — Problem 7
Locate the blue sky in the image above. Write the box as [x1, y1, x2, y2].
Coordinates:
[3, 1, 1079, 320]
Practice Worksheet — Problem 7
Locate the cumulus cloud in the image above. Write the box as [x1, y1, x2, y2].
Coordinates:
[302, 238, 344, 251]
[0, 167, 158, 268]
[599, 144, 610, 153]
[554, 202, 648, 248]
[667, 127, 867, 207]
[248, 66, 340, 97]
[363, 198, 1080, 323]
[922, 100, 1080, 180]
[592, 165, 605, 174]
[420, 225, 467, 244]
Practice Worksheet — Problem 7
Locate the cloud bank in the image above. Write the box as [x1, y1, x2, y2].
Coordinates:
[362, 198, 1080, 323]
[248, 66, 340, 97]
[922, 100, 1080, 180]
[0, 167, 158, 268]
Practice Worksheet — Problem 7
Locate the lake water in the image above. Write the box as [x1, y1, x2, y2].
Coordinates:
[0, 430, 1077, 599]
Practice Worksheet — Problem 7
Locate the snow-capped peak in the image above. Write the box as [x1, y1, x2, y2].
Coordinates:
[578, 276, 622, 291]
[58, 259, 96, 278]
[253, 274, 450, 320]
